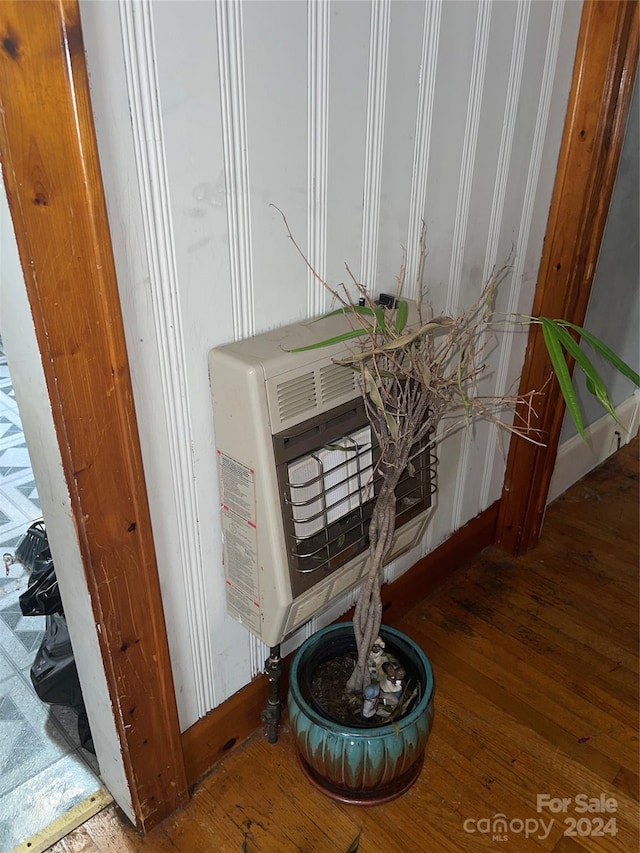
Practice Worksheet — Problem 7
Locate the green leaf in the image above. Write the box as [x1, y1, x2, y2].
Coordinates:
[373, 305, 387, 331]
[320, 305, 376, 320]
[286, 327, 371, 352]
[540, 319, 585, 439]
[550, 322, 619, 423]
[554, 320, 640, 387]
[394, 300, 409, 334]
[320, 304, 387, 333]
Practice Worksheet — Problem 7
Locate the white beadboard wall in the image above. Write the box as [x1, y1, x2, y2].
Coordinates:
[79, 0, 582, 730]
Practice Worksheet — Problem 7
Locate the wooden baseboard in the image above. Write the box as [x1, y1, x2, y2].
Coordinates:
[181, 501, 499, 789]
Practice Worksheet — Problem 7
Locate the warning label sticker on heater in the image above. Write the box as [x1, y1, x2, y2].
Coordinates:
[217, 452, 260, 633]
[218, 452, 256, 522]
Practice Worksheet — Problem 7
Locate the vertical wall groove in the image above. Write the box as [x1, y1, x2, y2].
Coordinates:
[215, 0, 255, 341]
[307, 0, 330, 317]
[480, 0, 565, 507]
[445, 0, 491, 531]
[453, 0, 531, 528]
[119, 0, 215, 714]
[405, 0, 442, 298]
[446, 0, 492, 316]
[249, 634, 268, 678]
[482, 1, 531, 282]
[360, 0, 391, 292]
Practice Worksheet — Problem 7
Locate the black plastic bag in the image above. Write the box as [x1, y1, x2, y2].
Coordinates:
[17, 520, 95, 753]
[19, 559, 62, 616]
[30, 612, 84, 710]
[14, 518, 50, 571]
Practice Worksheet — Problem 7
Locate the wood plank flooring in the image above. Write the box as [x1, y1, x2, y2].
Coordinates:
[48, 439, 639, 852]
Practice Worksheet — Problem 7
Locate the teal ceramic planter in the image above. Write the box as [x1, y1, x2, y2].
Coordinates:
[288, 623, 434, 805]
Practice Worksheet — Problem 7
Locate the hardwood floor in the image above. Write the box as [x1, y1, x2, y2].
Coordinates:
[49, 439, 639, 852]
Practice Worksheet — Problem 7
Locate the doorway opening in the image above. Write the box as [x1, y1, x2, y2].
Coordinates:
[0, 339, 103, 852]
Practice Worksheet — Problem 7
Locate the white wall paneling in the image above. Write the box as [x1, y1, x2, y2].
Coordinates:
[78, 0, 583, 728]
[482, 0, 572, 508]
[215, 0, 255, 341]
[404, 0, 441, 297]
[446, 0, 492, 316]
[307, 0, 330, 316]
[325, 3, 370, 296]
[454, 0, 529, 529]
[376, 1, 425, 295]
[360, 0, 391, 293]
[243, 2, 308, 330]
[118, 0, 216, 717]
[445, 0, 492, 533]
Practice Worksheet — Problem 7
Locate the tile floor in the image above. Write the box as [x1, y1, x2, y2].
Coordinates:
[0, 341, 103, 853]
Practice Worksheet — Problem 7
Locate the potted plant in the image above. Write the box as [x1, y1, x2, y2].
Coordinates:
[276, 211, 639, 803]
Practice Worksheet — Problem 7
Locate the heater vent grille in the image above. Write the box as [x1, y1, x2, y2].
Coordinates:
[320, 363, 357, 405]
[287, 424, 373, 546]
[274, 399, 434, 603]
[276, 372, 317, 422]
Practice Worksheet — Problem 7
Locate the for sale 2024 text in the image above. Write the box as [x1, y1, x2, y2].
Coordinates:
[537, 793, 618, 839]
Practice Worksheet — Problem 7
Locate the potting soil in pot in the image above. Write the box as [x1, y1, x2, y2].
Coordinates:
[308, 647, 421, 727]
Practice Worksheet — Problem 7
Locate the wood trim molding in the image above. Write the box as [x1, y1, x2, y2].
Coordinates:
[0, 0, 187, 830]
[496, 0, 639, 555]
[182, 501, 498, 787]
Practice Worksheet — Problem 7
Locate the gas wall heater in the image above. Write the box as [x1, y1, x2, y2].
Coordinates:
[209, 308, 435, 647]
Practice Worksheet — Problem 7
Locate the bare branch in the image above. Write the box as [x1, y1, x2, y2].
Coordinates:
[275, 212, 547, 697]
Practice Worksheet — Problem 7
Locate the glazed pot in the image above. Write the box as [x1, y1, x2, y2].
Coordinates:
[287, 622, 434, 805]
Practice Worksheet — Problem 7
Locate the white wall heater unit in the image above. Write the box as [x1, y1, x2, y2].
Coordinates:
[209, 309, 435, 647]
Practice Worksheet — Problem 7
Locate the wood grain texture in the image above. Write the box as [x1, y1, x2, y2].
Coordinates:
[0, 0, 187, 829]
[49, 439, 639, 851]
[496, 0, 639, 555]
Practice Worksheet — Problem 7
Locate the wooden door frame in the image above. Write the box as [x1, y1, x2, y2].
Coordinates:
[496, 0, 639, 555]
[0, 0, 187, 832]
[0, 0, 636, 834]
